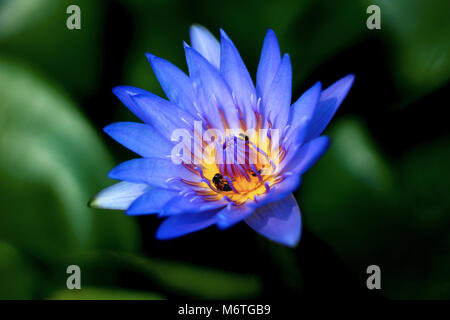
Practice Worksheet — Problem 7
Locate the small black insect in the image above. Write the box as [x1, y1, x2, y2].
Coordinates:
[212, 173, 232, 192]
[238, 133, 249, 141]
[250, 169, 263, 177]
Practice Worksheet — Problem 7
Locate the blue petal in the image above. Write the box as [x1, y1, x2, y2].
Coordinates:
[265, 54, 292, 129]
[89, 181, 149, 210]
[189, 25, 220, 70]
[219, 29, 256, 129]
[130, 93, 197, 137]
[163, 194, 226, 215]
[216, 203, 255, 229]
[247, 175, 302, 210]
[113, 86, 155, 122]
[108, 158, 201, 189]
[104, 122, 172, 158]
[282, 82, 322, 155]
[305, 74, 354, 141]
[279, 117, 311, 168]
[245, 194, 301, 247]
[256, 29, 281, 101]
[145, 53, 197, 113]
[284, 136, 330, 175]
[184, 44, 240, 129]
[288, 81, 322, 134]
[156, 210, 218, 240]
[126, 188, 180, 216]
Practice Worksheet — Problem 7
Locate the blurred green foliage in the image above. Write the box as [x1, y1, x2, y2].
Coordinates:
[370, 0, 450, 100]
[0, 242, 35, 299]
[0, 58, 139, 256]
[300, 118, 450, 298]
[46, 251, 262, 299]
[0, 0, 103, 97]
[0, 0, 449, 299]
[95, 252, 262, 299]
[49, 287, 165, 300]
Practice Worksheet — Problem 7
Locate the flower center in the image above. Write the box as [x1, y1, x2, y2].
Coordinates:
[193, 132, 280, 205]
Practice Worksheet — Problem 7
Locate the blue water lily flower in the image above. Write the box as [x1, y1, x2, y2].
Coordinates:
[90, 25, 354, 247]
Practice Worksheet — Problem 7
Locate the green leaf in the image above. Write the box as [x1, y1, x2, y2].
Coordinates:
[131, 257, 262, 299]
[0, 58, 139, 263]
[367, 0, 450, 99]
[300, 117, 395, 234]
[299, 117, 397, 274]
[0, 0, 55, 39]
[49, 287, 164, 300]
[0, 242, 35, 299]
[300, 117, 450, 298]
[0, 0, 104, 97]
[389, 137, 450, 298]
[64, 252, 262, 299]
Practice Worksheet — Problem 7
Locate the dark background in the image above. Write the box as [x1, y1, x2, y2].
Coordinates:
[0, 0, 449, 300]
